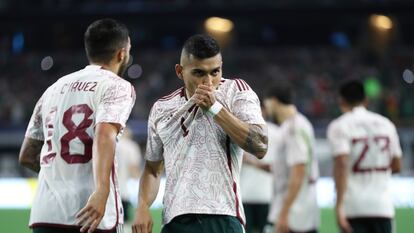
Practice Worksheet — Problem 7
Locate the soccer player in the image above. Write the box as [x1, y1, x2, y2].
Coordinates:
[263, 82, 320, 233]
[116, 127, 142, 224]
[18, 19, 135, 233]
[132, 34, 268, 233]
[241, 111, 280, 233]
[327, 80, 402, 233]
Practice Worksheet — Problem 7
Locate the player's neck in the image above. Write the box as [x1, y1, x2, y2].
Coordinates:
[344, 104, 365, 113]
[277, 105, 297, 123]
[91, 62, 120, 76]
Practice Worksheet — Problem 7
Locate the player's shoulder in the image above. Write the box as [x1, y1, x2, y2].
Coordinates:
[366, 110, 396, 129]
[150, 87, 185, 115]
[296, 113, 312, 126]
[156, 87, 185, 103]
[43, 71, 76, 96]
[327, 114, 346, 134]
[288, 113, 313, 135]
[99, 70, 131, 87]
[94, 72, 134, 99]
[221, 77, 252, 92]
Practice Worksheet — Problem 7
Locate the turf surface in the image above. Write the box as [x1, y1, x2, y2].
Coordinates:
[1, 208, 412, 233]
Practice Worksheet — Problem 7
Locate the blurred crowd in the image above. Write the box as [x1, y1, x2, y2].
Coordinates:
[1, 47, 413, 128]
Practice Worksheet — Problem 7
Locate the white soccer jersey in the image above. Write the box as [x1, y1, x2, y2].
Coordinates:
[241, 122, 280, 204]
[116, 137, 142, 200]
[327, 106, 402, 218]
[145, 78, 265, 225]
[25, 65, 136, 230]
[267, 113, 320, 232]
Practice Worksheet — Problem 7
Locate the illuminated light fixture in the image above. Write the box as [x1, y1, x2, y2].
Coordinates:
[41, 56, 54, 71]
[370, 14, 393, 30]
[205, 17, 234, 33]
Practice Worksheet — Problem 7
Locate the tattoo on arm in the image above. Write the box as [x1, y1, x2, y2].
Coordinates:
[21, 139, 43, 173]
[243, 124, 268, 157]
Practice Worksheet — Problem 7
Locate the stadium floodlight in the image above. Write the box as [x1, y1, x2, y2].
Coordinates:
[205, 17, 234, 33]
[370, 14, 393, 30]
[41, 56, 54, 71]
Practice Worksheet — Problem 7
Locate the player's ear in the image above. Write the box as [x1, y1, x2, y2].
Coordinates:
[362, 98, 368, 107]
[175, 64, 183, 80]
[117, 48, 126, 63]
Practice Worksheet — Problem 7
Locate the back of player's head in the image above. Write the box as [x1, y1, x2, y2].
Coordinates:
[84, 18, 129, 64]
[339, 80, 366, 105]
[181, 34, 221, 59]
[264, 81, 293, 105]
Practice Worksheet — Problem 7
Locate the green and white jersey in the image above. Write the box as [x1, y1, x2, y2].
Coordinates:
[267, 113, 320, 231]
[241, 122, 280, 204]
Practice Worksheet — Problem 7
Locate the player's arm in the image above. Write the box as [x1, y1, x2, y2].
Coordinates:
[243, 152, 271, 172]
[76, 122, 119, 233]
[276, 164, 305, 233]
[194, 84, 268, 158]
[333, 154, 352, 233]
[18, 138, 43, 173]
[132, 160, 164, 233]
[390, 125, 402, 174]
[327, 122, 352, 233]
[20, 95, 44, 173]
[391, 157, 401, 174]
[333, 154, 348, 210]
[215, 109, 268, 158]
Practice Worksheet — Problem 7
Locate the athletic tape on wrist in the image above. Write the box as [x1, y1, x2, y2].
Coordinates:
[208, 101, 223, 117]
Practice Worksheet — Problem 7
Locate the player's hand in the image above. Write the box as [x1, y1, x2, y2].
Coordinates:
[76, 190, 109, 233]
[336, 206, 352, 233]
[193, 84, 216, 110]
[132, 205, 153, 233]
[275, 212, 289, 233]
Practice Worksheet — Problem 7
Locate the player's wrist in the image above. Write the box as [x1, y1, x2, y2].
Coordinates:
[207, 101, 223, 117]
[95, 185, 110, 196]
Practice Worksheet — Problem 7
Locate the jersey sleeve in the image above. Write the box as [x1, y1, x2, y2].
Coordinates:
[230, 79, 265, 125]
[96, 80, 136, 128]
[286, 127, 309, 166]
[389, 123, 402, 158]
[327, 120, 350, 156]
[145, 103, 164, 162]
[25, 95, 45, 141]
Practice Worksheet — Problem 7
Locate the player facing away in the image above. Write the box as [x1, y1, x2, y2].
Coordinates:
[132, 34, 268, 233]
[327, 80, 402, 233]
[263, 82, 320, 233]
[241, 106, 281, 233]
[18, 19, 136, 233]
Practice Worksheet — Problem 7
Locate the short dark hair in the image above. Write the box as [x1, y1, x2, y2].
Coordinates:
[84, 18, 129, 63]
[182, 34, 220, 59]
[339, 80, 366, 105]
[264, 81, 293, 104]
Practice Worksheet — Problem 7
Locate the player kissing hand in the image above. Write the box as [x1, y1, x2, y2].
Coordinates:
[76, 190, 108, 233]
[193, 84, 216, 110]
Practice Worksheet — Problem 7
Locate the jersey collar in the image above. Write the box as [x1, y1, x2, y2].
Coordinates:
[352, 105, 367, 113]
[85, 64, 102, 70]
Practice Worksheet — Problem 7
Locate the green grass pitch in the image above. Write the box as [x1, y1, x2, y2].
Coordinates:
[1, 208, 412, 233]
